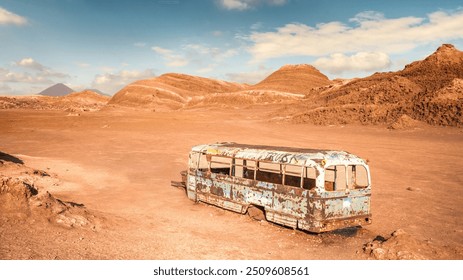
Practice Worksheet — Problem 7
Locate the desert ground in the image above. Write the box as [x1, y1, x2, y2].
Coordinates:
[1, 106, 462, 260]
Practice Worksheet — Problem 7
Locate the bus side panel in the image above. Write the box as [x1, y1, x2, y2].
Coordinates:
[247, 181, 275, 206]
[267, 184, 309, 229]
[271, 184, 308, 218]
[228, 176, 277, 213]
[195, 172, 249, 213]
[209, 173, 233, 199]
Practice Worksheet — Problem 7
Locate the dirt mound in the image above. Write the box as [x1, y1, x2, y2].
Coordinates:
[60, 90, 109, 105]
[58, 90, 110, 112]
[109, 73, 248, 110]
[251, 64, 331, 94]
[0, 155, 100, 230]
[0, 95, 54, 110]
[363, 229, 455, 260]
[285, 44, 463, 127]
[388, 114, 426, 130]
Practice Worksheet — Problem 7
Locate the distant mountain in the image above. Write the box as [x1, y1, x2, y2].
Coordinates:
[39, 83, 74, 97]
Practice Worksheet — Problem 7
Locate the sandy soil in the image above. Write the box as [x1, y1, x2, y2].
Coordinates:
[1, 107, 462, 259]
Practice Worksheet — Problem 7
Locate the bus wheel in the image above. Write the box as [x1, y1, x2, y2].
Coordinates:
[247, 205, 266, 221]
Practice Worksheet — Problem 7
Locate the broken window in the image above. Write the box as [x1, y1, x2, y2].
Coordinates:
[232, 158, 256, 179]
[325, 165, 347, 191]
[190, 152, 209, 172]
[347, 165, 369, 188]
[196, 153, 209, 172]
[209, 156, 232, 175]
[325, 165, 369, 191]
[284, 164, 302, 188]
[243, 160, 256, 180]
[256, 161, 283, 185]
[302, 166, 317, 190]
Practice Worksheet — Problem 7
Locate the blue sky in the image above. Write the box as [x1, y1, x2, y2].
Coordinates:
[1, 0, 463, 95]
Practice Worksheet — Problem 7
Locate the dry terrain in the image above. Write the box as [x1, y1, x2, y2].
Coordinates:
[1, 44, 462, 260]
[1, 107, 462, 260]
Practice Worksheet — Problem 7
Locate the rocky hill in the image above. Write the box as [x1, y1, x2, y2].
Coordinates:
[251, 64, 331, 94]
[290, 44, 463, 127]
[108, 73, 248, 110]
[109, 65, 334, 110]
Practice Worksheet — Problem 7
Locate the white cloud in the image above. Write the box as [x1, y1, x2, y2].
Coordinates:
[92, 69, 156, 94]
[0, 7, 27, 26]
[248, 9, 463, 62]
[313, 52, 391, 74]
[0, 67, 54, 84]
[0, 58, 73, 95]
[14, 57, 69, 78]
[152, 44, 239, 71]
[184, 44, 238, 60]
[16, 58, 46, 71]
[152, 46, 189, 67]
[217, 0, 287, 11]
[218, 0, 254, 11]
[1, 59, 69, 94]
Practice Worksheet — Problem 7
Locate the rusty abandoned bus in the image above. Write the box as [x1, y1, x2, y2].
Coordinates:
[174, 142, 372, 233]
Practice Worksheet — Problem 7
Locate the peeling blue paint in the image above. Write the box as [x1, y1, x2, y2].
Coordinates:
[177, 143, 372, 233]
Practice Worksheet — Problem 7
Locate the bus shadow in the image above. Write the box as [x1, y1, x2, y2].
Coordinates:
[0, 151, 24, 164]
[328, 226, 362, 237]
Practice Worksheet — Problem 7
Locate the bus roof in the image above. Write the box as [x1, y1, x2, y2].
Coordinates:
[191, 142, 367, 166]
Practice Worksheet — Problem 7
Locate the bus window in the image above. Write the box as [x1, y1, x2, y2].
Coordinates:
[256, 161, 282, 185]
[243, 160, 256, 180]
[325, 165, 347, 191]
[191, 152, 209, 172]
[189, 152, 209, 172]
[232, 159, 244, 178]
[210, 156, 232, 175]
[348, 165, 369, 188]
[302, 166, 317, 190]
[232, 159, 256, 179]
[284, 164, 302, 188]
